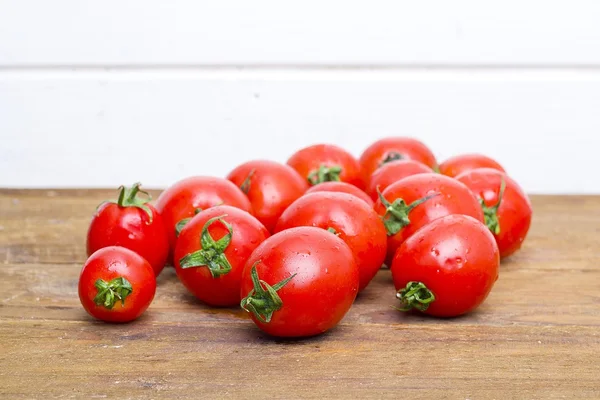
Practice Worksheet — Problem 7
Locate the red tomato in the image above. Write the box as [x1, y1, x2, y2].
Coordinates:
[306, 181, 374, 207]
[439, 154, 505, 178]
[226, 160, 308, 232]
[86, 183, 169, 276]
[155, 176, 253, 255]
[367, 160, 433, 201]
[239, 227, 359, 337]
[78, 246, 156, 323]
[391, 214, 499, 317]
[274, 192, 386, 292]
[373, 173, 484, 262]
[455, 168, 532, 258]
[359, 137, 438, 178]
[174, 206, 269, 307]
[287, 144, 365, 189]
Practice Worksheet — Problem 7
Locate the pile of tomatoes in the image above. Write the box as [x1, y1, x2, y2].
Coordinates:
[78, 137, 532, 337]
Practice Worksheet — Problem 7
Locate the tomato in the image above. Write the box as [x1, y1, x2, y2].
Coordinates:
[306, 181, 374, 207]
[374, 173, 484, 262]
[78, 246, 156, 323]
[359, 137, 438, 178]
[391, 214, 499, 317]
[287, 144, 365, 189]
[86, 183, 169, 276]
[155, 176, 253, 255]
[439, 154, 505, 178]
[366, 160, 433, 201]
[226, 160, 308, 232]
[274, 192, 386, 291]
[455, 168, 532, 258]
[239, 227, 359, 337]
[174, 205, 269, 307]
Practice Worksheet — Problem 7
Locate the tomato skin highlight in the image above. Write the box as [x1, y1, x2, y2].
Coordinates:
[274, 192, 387, 292]
[78, 246, 156, 323]
[239, 227, 359, 338]
[391, 214, 500, 317]
[287, 144, 366, 189]
[367, 160, 433, 201]
[226, 160, 308, 232]
[174, 206, 270, 307]
[155, 176, 253, 255]
[455, 168, 532, 258]
[86, 201, 169, 276]
[439, 154, 505, 178]
[374, 173, 484, 263]
[359, 137, 438, 178]
[306, 181, 374, 207]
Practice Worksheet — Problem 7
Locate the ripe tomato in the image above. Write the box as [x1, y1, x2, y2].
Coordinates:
[155, 176, 253, 255]
[366, 160, 433, 201]
[78, 246, 156, 323]
[439, 154, 505, 178]
[86, 183, 169, 276]
[374, 173, 484, 262]
[287, 144, 365, 189]
[455, 168, 532, 258]
[239, 227, 359, 337]
[359, 137, 438, 178]
[174, 206, 269, 307]
[306, 181, 374, 207]
[274, 192, 386, 292]
[226, 160, 308, 232]
[391, 214, 499, 317]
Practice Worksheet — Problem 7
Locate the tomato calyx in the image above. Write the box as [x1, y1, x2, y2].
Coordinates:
[179, 214, 234, 277]
[175, 208, 203, 237]
[100, 182, 153, 222]
[481, 177, 506, 235]
[377, 188, 439, 236]
[326, 227, 341, 236]
[240, 261, 296, 323]
[380, 151, 404, 166]
[307, 165, 342, 186]
[394, 281, 435, 312]
[240, 169, 256, 194]
[93, 277, 133, 309]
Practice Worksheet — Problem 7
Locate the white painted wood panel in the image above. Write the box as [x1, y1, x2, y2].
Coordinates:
[1, 70, 598, 193]
[1, 0, 600, 66]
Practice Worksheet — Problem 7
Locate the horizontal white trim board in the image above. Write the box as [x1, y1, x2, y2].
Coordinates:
[1, 0, 600, 66]
[1, 70, 598, 193]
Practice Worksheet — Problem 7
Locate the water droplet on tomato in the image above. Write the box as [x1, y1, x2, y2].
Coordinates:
[430, 248, 440, 256]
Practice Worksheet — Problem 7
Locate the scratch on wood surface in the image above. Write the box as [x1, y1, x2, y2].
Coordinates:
[2, 290, 26, 303]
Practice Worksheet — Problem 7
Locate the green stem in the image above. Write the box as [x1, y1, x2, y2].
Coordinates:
[395, 281, 435, 312]
[240, 169, 256, 194]
[307, 164, 342, 186]
[175, 208, 203, 237]
[179, 214, 234, 278]
[93, 277, 133, 309]
[377, 188, 439, 236]
[380, 151, 403, 166]
[481, 176, 506, 235]
[240, 261, 296, 323]
[98, 182, 153, 222]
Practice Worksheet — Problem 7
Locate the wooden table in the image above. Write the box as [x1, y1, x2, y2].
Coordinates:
[1, 189, 599, 399]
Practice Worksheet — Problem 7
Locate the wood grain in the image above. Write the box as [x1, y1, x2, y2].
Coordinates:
[1, 189, 599, 399]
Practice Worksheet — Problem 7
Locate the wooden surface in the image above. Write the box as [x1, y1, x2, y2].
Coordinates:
[1, 190, 599, 399]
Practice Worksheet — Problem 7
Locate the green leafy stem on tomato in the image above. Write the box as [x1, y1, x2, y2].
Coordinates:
[394, 281, 435, 312]
[377, 189, 440, 236]
[307, 164, 342, 186]
[93, 277, 133, 309]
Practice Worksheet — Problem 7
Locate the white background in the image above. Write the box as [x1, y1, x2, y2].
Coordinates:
[1, 0, 599, 193]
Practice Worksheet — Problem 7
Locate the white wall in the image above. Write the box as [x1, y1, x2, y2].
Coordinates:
[1, 0, 599, 193]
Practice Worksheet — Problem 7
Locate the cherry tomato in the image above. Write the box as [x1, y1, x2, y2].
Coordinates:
[226, 160, 308, 232]
[367, 160, 433, 201]
[79, 246, 156, 323]
[439, 154, 505, 178]
[455, 168, 532, 258]
[239, 227, 359, 337]
[359, 137, 438, 178]
[274, 192, 386, 292]
[174, 205, 269, 307]
[374, 173, 484, 262]
[306, 181, 374, 207]
[287, 144, 365, 189]
[155, 176, 253, 255]
[391, 214, 499, 317]
[86, 183, 169, 276]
